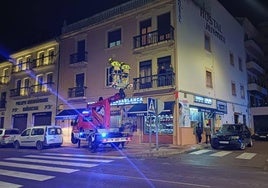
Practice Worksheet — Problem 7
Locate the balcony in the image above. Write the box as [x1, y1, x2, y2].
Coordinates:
[68, 86, 87, 101]
[12, 62, 31, 73]
[246, 58, 265, 75]
[70, 52, 88, 67]
[245, 39, 264, 57]
[133, 72, 175, 95]
[12, 55, 56, 74]
[248, 80, 267, 96]
[133, 26, 174, 52]
[31, 56, 56, 69]
[0, 76, 9, 85]
[30, 82, 54, 97]
[10, 87, 31, 98]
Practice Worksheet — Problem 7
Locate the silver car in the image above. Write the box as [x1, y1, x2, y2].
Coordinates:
[0, 128, 20, 147]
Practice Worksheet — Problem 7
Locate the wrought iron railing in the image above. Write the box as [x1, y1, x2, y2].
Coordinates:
[133, 72, 175, 90]
[68, 86, 87, 98]
[133, 26, 174, 49]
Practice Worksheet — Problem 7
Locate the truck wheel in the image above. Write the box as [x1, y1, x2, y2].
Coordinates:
[71, 133, 78, 144]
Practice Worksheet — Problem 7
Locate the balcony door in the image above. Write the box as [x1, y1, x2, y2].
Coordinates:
[140, 19, 152, 46]
[157, 12, 170, 41]
[139, 60, 152, 89]
[75, 73, 85, 97]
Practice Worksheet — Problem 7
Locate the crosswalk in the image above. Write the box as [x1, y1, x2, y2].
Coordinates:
[0, 153, 126, 188]
[189, 149, 257, 160]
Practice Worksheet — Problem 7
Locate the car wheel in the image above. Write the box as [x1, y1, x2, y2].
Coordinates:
[240, 142, 246, 150]
[14, 141, 20, 149]
[247, 138, 253, 147]
[36, 141, 43, 150]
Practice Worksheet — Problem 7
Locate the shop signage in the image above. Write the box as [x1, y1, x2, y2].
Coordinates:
[16, 98, 48, 106]
[216, 100, 227, 114]
[194, 96, 212, 105]
[111, 97, 143, 106]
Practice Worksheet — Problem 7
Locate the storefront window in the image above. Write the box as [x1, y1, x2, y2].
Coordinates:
[144, 114, 173, 134]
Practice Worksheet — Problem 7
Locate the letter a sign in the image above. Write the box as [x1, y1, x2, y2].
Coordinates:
[147, 97, 156, 115]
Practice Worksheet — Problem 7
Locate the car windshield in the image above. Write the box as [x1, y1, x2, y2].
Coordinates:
[219, 124, 242, 134]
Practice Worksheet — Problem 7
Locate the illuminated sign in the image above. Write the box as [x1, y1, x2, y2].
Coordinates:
[194, 96, 212, 105]
[111, 97, 143, 106]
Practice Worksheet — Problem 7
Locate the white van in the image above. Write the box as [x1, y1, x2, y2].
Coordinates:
[14, 125, 63, 150]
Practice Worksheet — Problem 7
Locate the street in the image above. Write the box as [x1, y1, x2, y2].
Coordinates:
[0, 141, 267, 188]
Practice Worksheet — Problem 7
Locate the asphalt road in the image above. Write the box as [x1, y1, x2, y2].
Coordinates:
[0, 140, 267, 188]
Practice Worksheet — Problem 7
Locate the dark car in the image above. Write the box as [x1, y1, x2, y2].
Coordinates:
[252, 127, 268, 140]
[211, 124, 253, 150]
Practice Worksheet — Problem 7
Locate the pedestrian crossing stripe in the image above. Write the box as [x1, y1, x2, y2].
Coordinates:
[0, 181, 22, 188]
[24, 155, 114, 163]
[210, 151, 232, 157]
[0, 169, 54, 181]
[0, 161, 78, 173]
[189, 149, 211, 155]
[5, 157, 99, 168]
[42, 153, 126, 159]
[236, 152, 256, 160]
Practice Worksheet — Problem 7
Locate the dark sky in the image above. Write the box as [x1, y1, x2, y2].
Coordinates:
[0, 0, 268, 60]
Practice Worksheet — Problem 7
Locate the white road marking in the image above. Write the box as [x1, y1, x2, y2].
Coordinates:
[0, 161, 78, 173]
[210, 151, 232, 157]
[24, 155, 113, 163]
[236, 152, 257, 160]
[0, 169, 54, 181]
[5, 158, 98, 168]
[43, 153, 126, 159]
[189, 149, 211, 155]
[0, 181, 22, 188]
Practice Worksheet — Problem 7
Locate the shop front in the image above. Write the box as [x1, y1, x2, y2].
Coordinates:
[127, 101, 174, 144]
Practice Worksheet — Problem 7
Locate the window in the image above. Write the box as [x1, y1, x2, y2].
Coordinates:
[140, 19, 152, 46]
[230, 52, 234, 66]
[206, 70, 213, 88]
[108, 28, 121, 48]
[204, 34, 211, 52]
[48, 49, 55, 64]
[240, 84, 245, 99]
[35, 75, 44, 92]
[231, 82, 236, 96]
[238, 57, 243, 71]
[47, 73, 53, 84]
[139, 60, 152, 89]
[106, 67, 113, 86]
[38, 51, 45, 66]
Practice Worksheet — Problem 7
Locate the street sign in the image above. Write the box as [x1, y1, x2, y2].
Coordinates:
[147, 97, 156, 115]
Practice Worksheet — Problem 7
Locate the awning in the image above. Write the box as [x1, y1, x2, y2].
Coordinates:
[128, 101, 174, 117]
[55, 108, 86, 120]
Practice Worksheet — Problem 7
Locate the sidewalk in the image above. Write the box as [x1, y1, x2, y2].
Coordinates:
[121, 142, 210, 158]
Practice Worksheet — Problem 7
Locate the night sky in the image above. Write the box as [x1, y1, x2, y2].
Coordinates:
[0, 0, 268, 60]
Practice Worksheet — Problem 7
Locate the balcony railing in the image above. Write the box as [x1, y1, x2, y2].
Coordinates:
[133, 26, 174, 49]
[133, 72, 175, 90]
[30, 82, 54, 95]
[10, 83, 54, 98]
[70, 52, 88, 65]
[68, 86, 87, 98]
[12, 55, 56, 73]
[10, 87, 31, 97]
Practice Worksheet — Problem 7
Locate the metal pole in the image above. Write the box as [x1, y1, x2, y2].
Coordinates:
[156, 114, 159, 150]
[149, 114, 152, 151]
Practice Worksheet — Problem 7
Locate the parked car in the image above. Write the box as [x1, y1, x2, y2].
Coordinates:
[0, 128, 20, 147]
[252, 127, 268, 140]
[13, 125, 63, 150]
[211, 124, 253, 150]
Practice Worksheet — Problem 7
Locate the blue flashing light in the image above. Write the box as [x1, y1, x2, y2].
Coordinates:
[101, 132, 107, 138]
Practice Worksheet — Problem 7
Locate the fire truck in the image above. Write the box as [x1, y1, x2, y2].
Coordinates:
[70, 58, 132, 152]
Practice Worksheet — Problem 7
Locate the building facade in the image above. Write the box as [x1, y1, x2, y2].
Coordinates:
[0, 40, 59, 132]
[56, 0, 249, 145]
